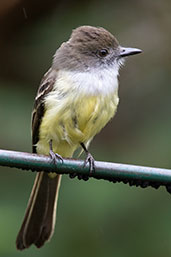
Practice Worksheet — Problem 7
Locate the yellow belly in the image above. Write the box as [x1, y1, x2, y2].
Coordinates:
[36, 91, 119, 157]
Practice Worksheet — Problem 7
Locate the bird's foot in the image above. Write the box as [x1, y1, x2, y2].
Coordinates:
[70, 143, 95, 181]
[49, 150, 63, 164]
[83, 152, 95, 175]
[81, 142, 95, 176]
[49, 140, 63, 164]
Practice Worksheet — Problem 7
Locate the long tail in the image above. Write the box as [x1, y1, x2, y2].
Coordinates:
[16, 172, 61, 250]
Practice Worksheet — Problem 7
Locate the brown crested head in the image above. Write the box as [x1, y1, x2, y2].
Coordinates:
[69, 26, 119, 52]
[53, 26, 142, 71]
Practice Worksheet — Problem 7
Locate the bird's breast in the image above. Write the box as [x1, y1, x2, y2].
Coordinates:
[37, 69, 119, 156]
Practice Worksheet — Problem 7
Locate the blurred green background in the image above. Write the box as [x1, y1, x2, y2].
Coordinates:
[0, 0, 171, 256]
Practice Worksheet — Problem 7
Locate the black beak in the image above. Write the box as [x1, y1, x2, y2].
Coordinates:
[119, 47, 142, 57]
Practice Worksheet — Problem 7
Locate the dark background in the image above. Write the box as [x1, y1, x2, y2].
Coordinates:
[0, 0, 171, 256]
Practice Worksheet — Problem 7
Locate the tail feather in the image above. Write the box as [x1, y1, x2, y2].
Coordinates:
[16, 172, 61, 250]
[35, 174, 61, 248]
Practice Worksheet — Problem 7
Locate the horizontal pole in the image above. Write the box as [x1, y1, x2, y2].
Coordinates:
[0, 149, 171, 192]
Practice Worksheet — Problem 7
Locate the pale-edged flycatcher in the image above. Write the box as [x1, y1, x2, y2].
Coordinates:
[16, 25, 142, 250]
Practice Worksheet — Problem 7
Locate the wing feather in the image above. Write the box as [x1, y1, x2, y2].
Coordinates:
[32, 68, 57, 153]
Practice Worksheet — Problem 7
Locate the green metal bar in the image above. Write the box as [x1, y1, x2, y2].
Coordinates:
[0, 149, 171, 192]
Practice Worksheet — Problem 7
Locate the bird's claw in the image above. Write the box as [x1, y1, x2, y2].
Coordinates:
[83, 152, 95, 175]
[49, 150, 63, 164]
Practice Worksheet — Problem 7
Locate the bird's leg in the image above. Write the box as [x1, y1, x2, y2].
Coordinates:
[49, 139, 63, 164]
[69, 143, 95, 180]
[80, 142, 95, 174]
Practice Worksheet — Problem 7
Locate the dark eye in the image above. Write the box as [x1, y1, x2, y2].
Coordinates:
[98, 49, 109, 57]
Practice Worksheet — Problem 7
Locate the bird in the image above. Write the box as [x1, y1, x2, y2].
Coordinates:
[16, 25, 142, 250]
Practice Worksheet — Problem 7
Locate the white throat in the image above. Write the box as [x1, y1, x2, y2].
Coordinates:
[54, 63, 120, 96]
